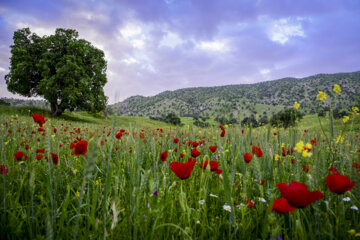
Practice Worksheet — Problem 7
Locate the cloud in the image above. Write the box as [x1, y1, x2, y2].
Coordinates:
[0, 0, 359, 104]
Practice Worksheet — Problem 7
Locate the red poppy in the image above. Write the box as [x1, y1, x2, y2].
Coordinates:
[32, 114, 46, 127]
[14, 151, 28, 161]
[115, 132, 123, 140]
[36, 148, 45, 153]
[247, 200, 254, 208]
[273, 132, 277, 136]
[191, 148, 201, 158]
[220, 130, 225, 137]
[179, 153, 185, 158]
[139, 132, 145, 138]
[277, 181, 324, 208]
[0, 164, 8, 175]
[160, 152, 168, 162]
[272, 198, 296, 214]
[120, 129, 126, 133]
[310, 138, 317, 146]
[328, 167, 338, 173]
[244, 152, 253, 163]
[73, 140, 88, 155]
[199, 160, 219, 171]
[192, 142, 199, 148]
[251, 146, 263, 157]
[36, 155, 44, 160]
[51, 153, 59, 165]
[173, 138, 179, 143]
[326, 173, 356, 194]
[169, 158, 196, 179]
[38, 127, 45, 132]
[209, 146, 217, 153]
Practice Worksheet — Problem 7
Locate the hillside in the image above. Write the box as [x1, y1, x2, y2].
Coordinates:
[109, 71, 360, 120]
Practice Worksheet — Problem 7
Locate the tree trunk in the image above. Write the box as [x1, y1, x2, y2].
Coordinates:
[50, 102, 64, 116]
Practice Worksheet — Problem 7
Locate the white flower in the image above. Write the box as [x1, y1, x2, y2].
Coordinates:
[258, 197, 266, 203]
[223, 205, 231, 212]
[237, 203, 245, 209]
[343, 197, 351, 202]
[209, 194, 218, 198]
[350, 205, 358, 211]
[196, 220, 200, 224]
[198, 200, 205, 205]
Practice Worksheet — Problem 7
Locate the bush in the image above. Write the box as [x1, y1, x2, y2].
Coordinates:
[270, 109, 303, 128]
[241, 115, 259, 128]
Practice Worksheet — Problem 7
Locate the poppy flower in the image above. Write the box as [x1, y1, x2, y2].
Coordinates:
[173, 138, 179, 143]
[247, 200, 254, 208]
[191, 148, 201, 158]
[36, 148, 45, 153]
[251, 146, 263, 157]
[179, 153, 185, 158]
[328, 167, 338, 173]
[272, 198, 296, 214]
[73, 141, 88, 155]
[32, 114, 46, 127]
[277, 181, 324, 208]
[0, 164, 8, 175]
[160, 152, 168, 162]
[192, 142, 199, 148]
[326, 173, 356, 194]
[14, 151, 28, 161]
[200, 160, 219, 171]
[169, 158, 196, 179]
[244, 152, 253, 163]
[36, 155, 44, 160]
[209, 146, 217, 153]
[51, 153, 59, 165]
[115, 132, 123, 140]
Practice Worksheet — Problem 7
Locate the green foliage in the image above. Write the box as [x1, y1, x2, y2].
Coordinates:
[241, 115, 259, 127]
[109, 71, 360, 120]
[333, 108, 350, 119]
[270, 108, 304, 128]
[5, 28, 107, 116]
[163, 112, 181, 125]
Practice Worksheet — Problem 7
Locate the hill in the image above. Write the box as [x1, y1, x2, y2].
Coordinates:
[109, 71, 360, 121]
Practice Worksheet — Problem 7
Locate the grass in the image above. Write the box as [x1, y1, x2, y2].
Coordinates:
[0, 105, 359, 239]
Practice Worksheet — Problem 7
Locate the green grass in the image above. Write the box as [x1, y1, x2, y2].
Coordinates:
[0, 105, 360, 239]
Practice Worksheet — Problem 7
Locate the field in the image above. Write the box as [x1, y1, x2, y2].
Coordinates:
[0, 104, 359, 239]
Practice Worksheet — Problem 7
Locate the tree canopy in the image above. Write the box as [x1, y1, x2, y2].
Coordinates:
[5, 28, 107, 116]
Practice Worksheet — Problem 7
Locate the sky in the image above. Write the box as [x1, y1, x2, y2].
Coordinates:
[0, 0, 359, 104]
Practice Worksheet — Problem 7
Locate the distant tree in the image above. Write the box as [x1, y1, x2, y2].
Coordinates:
[241, 115, 259, 128]
[5, 28, 107, 116]
[333, 108, 349, 119]
[164, 112, 181, 125]
[270, 109, 303, 128]
[0, 99, 10, 106]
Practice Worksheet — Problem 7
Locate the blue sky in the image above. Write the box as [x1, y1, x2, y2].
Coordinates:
[0, 0, 359, 103]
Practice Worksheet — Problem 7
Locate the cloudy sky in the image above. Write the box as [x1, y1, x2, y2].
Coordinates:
[0, 0, 359, 103]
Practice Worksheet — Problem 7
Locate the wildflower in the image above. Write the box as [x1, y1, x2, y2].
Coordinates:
[343, 116, 349, 123]
[209, 193, 218, 198]
[258, 197, 266, 203]
[343, 197, 351, 202]
[36, 155, 44, 160]
[72, 141, 88, 155]
[336, 136, 343, 144]
[246, 200, 254, 208]
[0, 164, 8, 175]
[14, 151, 28, 161]
[294, 101, 300, 110]
[76, 191, 80, 198]
[316, 91, 327, 102]
[169, 158, 196, 179]
[348, 229, 356, 235]
[328, 167, 338, 173]
[333, 84, 341, 95]
[192, 142, 199, 148]
[274, 154, 281, 161]
[159, 152, 168, 162]
[199, 161, 222, 174]
[209, 146, 217, 153]
[251, 146, 263, 157]
[352, 106, 359, 115]
[191, 148, 201, 158]
[326, 173, 355, 194]
[350, 205, 358, 211]
[153, 189, 158, 196]
[173, 138, 179, 143]
[115, 132, 123, 140]
[199, 200, 205, 205]
[244, 152, 253, 163]
[32, 114, 46, 127]
[277, 181, 324, 208]
[272, 198, 295, 214]
[223, 205, 231, 212]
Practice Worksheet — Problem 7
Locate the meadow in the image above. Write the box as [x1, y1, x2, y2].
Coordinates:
[0, 98, 359, 239]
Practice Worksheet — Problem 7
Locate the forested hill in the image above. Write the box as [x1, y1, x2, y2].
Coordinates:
[109, 71, 360, 120]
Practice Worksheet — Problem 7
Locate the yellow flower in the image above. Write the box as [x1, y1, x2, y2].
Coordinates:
[302, 151, 312, 158]
[352, 106, 359, 115]
[348, 229, 356, 235]
[342, 116, 349, 123]
[333, 84, 341, 95]
[168, 149, 173, 153]
[274, 154, 280, 161]
[355, 233, 360, 237]
[294, 101, 300, 110]
[294, 141, 304, 153]
[316, 91, 327, 102]
[95, 180, 99, 185]
[336, 136, 344, 144]
[76, 191, 80, 198]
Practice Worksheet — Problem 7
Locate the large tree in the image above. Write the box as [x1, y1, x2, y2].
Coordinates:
[5, 28, 108, 116]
